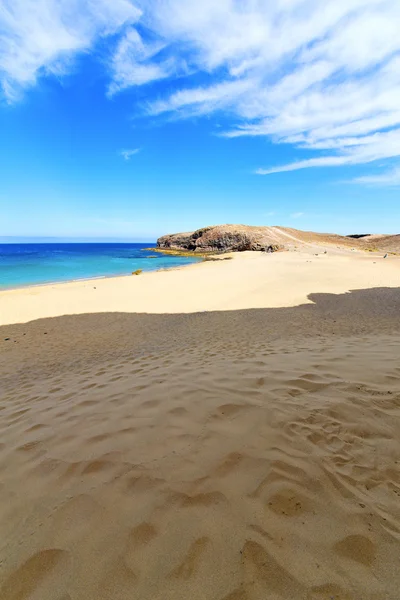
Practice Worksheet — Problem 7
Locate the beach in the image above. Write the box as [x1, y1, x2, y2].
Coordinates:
[1, 248, 400, 599]
[0, 247, 399, 325]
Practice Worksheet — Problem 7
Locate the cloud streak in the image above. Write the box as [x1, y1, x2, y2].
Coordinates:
[120, 148, 140, 160]
[352, 166, 400, 186]
[2, 1, 400, 184]
[108, 27, 172, 96]
[0, 0, 140, 101]
[138, 1, 400, 183]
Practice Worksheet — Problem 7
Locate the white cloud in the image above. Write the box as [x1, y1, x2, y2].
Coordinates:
[352, 166, 400, 186]
[148, 77, 256, 117]
[130, 0, 400, 183]
[108, 27, 172, 95]
[290, 212, 305, 219]
[0, 0, 140, 101]
[120, 148, 140, 160]
[3, 1, 400, 185]
[256, 157, 349, 175]
[256, 127, 400, 174]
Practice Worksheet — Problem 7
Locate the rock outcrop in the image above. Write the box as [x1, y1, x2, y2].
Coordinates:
[157, 224, 400, 255]
[157, 225, 284, 253]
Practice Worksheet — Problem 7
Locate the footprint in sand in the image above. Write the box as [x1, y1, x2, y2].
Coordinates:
[266, 487, 311, 517]
[214, 452, 244, 476]
[169, 537, 210, 580]
[241, 540, 305, 597]
[97, 560, 137, 600]
[334, 534, 376, 566]
[127, 522, 158, 549]
[0, 549, 71, 600]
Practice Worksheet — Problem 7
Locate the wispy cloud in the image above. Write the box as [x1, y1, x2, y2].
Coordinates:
[3, 1, 400, 185]
[132, 1, 400, 183]
[148, 77, 255, 117]
[256, 127, 400, 176]
[352, 166, 400, 186]
[0, 0, 140, 101]
[120, 148, 140, 160]
[290, 212, 304, 219]
[108, 28, 172, 96]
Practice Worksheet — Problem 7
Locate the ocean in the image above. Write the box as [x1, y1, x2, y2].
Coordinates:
[0, 243, 201, 290]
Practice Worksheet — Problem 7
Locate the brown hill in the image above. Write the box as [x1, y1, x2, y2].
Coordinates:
[359, 234, 400, 253]
[157, 224, 399, 254]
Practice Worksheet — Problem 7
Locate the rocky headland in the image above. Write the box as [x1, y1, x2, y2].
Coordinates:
[156, 224, 400, 255]
[156, 224, 285, 253]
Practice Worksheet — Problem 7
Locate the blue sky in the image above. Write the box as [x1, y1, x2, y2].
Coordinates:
[1, 0, 400, 241]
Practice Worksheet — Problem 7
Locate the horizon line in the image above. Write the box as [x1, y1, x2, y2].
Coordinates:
[0, 237, 157, 244]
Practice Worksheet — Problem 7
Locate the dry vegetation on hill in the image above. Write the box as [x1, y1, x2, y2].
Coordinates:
[157, 224, 399, 254]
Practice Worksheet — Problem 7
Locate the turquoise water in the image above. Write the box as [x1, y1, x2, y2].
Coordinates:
[0, 243, 201, 289]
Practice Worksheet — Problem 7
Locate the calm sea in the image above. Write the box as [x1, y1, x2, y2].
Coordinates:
[0, 243, 201, 290]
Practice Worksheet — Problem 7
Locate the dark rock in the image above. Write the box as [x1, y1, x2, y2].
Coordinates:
[347, 234, 371, 239]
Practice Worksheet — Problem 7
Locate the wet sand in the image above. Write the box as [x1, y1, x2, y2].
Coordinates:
[1, 287, 400, 599]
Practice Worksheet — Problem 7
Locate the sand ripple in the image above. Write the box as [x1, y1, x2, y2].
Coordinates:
[1, 292, 400, 599]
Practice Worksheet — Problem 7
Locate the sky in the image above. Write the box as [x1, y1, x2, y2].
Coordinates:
[1, 0, 400, 241]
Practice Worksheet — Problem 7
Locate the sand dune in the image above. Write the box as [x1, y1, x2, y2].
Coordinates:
[1, 288, 400, 599]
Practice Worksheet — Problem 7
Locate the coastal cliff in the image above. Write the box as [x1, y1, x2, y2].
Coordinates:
[157, 224, 284, 253]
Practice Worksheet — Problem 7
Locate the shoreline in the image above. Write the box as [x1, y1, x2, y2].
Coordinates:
[0, 244, 388, 295]
[0, 248, 230, 295]
[0, 247, 399, 326]
[0, 273, 110, 293]
[0, 257, 204, 293]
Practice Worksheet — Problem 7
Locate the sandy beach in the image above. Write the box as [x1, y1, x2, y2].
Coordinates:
[0, 247, 399, 325]
[3, 0, 400, 595]
[1, 249, 400, 600]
